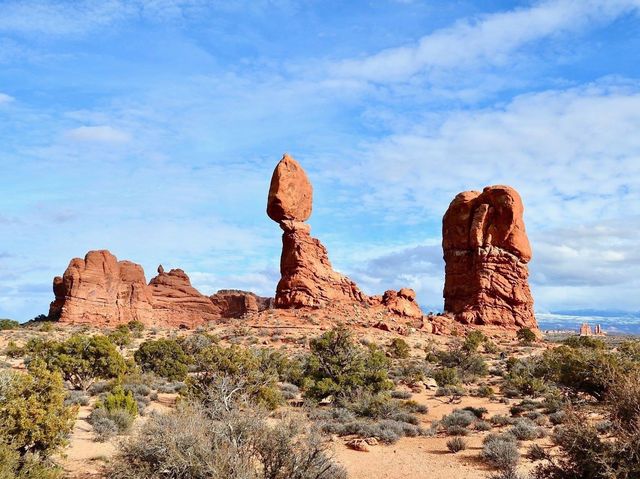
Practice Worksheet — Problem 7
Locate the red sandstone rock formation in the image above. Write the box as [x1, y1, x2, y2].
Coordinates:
[147, 267, 220, 327]
[268, 155, 367, 308]
[579, 323, 593, 336]
[267, 153, 313, 223]
[49, 250, 155, 326]
[442, 185, 537, 330]
[210, 289, 272, 318]
[50, 252, 272, 327]
[372, 288, 423, 319]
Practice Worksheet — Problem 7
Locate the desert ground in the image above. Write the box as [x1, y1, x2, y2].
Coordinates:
[2, 316, 618, 479]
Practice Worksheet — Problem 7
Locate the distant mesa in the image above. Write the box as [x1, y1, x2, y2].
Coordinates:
[579, 323, 605, 337]
[49, 250, 270, 328]
[442, 185, 538, 331]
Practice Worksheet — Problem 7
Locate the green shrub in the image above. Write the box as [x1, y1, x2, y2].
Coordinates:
[97, 386, 139, 417]
[303, 327, 392, 401]
[107, 326, 132, 349]
[89, 406, 135, 437]
[536, 345, 626, 400]
[0, 319, 20, 331]
[562, 335, 606, 350]
[134, 339, 189, 381]
[0, 441, 62, 479]
[502, 357, 548, 398]
[187, 344, 283, 410]
[463, 330, 487, 352]
[436, 343, 488, 381]
[255, 348, 304, 386]
[618, 339, 640, 361]
[0, 361, 77, 456]
[534, 371, 640, 479]
[477, 385, 496, 398]
[90, 386, 138, 437]
[33, 335, 127, 390]
[387, 338, 410, 359]
[125, 320, 145, 336]
[5, 341, 23, 358]
[516, 327, 536, 345]
[433, 367, 459, 387]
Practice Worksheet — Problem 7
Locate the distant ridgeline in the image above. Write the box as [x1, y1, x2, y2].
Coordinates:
[537, 311, 640, 335]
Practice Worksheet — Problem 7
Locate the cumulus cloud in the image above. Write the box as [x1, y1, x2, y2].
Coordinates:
[332, 0, 640, 83]
[0, 92, 14, 104]
[64, 125, 131, 143]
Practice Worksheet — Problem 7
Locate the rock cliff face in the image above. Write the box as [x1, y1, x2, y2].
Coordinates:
[148, 267, 221, 327]
[49, 250, 155, 326]
[210, 290, 273, 318]
[442, 186, 537, 330]
[267, 154, 368, 308]
[50, 252, 271, 327]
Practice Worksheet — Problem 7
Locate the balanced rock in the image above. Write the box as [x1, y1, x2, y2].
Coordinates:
[267, 153, 313, 222]
[442, 186, 537, 330]
[267, 154, 426, 316]
[268, 155, 366, 308]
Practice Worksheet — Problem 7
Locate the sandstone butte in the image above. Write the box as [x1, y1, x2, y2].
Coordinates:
[267, 154, 424, 320]
[442, 185, 538, 331]
[49, 251, 270, 328]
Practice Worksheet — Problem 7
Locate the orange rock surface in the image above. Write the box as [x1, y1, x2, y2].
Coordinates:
[442, 185, 537, 330]
[267, 153, 313, 222]
[50, 252, 270, 327]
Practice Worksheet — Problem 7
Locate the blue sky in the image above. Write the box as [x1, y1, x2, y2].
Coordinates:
[1, 0, 640, 322]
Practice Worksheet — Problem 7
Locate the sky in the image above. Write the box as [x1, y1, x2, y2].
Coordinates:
[1, 0, 640, 323]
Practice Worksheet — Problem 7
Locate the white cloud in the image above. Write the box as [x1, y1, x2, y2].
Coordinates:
[332, 0, 640, 83]
[332, 80, 640, 228]
[318, 80, 640, 312]
[0, 92, 14, 104]
[64, 125, 131, 143]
